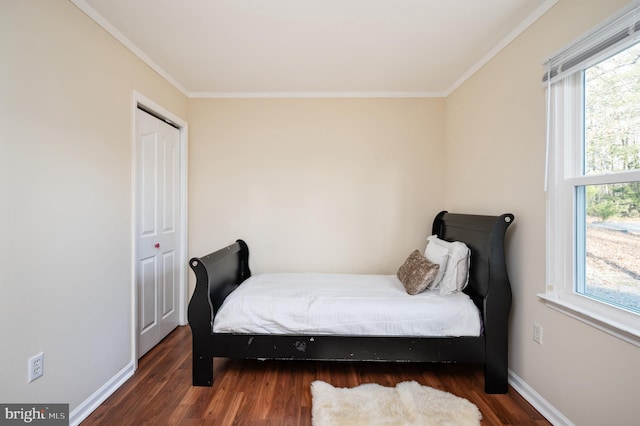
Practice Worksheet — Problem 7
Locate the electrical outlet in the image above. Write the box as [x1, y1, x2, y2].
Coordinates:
[28, 352, 44, 382]
[533, 323, 543, 345]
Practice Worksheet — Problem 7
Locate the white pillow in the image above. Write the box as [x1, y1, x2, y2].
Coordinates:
[425, 235, 470, 295]
[423, 240, 449, 289]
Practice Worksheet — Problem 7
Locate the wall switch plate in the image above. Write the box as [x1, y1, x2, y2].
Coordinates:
[533, 323, 543, 345]
[28, 352, 44, 382]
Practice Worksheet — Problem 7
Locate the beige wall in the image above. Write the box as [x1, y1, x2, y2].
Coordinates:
[0, 0, 187, 415]
[445, 0, 640, 424]
[188, 98, 445, 280]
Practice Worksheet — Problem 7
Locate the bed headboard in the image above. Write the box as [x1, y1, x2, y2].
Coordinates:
[432, 210, 514, 321]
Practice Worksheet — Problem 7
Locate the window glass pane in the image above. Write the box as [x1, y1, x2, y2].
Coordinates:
[581, 182, 640, 313]
[584, 42, 640, 175]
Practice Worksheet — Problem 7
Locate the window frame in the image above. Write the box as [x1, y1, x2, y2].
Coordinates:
[542, 49, 640, 348]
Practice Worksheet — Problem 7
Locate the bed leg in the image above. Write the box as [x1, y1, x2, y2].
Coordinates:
[189, 320, 214, 386]
[192, 351, 214, 387]
[484, 302, 510, 393]
[484, 336, 509, 394]
[484, 360, 508, 393]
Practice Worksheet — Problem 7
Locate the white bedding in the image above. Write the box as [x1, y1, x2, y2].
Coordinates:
[213, 273, 482, 337]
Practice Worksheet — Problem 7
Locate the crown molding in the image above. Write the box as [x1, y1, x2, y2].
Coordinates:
[71, 0, 558, 100]
[188, 91, 446, 99]
[70, 0, 190, 97]
[445, 0, 559, 96]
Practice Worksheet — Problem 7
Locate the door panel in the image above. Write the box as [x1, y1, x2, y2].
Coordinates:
[136, 108, 181, 357]
[140, 133, 157, 237]
[162, 140, 177, 233]
[140, 257, 157, 333]
[162, 251, 176, 318]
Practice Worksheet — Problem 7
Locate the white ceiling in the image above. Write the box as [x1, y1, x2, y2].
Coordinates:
[73, 0, 556, 97]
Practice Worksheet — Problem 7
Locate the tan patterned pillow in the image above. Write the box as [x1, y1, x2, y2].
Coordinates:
[397, 250, 440, 295]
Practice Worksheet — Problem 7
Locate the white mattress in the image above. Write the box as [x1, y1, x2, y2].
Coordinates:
[213, 273, 482, 337]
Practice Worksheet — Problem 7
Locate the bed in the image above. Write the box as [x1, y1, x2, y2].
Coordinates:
[188, 211, 514, 393]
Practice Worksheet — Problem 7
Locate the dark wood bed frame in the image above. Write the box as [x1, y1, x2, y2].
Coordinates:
[188, 211, 514, 393]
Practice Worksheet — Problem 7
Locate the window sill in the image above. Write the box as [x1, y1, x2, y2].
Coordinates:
[538, 293, 640, 348]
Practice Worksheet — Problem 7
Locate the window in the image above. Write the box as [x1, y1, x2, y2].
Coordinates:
[543, 5, 640, 346]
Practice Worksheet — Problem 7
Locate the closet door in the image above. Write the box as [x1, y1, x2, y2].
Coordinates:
[135, 108, 180, 358]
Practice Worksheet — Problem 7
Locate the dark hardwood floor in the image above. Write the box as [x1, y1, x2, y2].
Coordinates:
[82, 326, 550, 425]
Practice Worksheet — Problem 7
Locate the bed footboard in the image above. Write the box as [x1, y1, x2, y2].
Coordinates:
[187, 240, 250, 386]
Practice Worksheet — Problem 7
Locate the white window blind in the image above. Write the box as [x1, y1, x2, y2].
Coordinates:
[543, 3, 640, 84]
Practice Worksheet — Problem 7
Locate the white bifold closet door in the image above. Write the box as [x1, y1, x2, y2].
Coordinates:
[135, 107, 180, 358]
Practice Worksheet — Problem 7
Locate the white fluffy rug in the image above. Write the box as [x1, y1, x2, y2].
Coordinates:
[311, 380, 482, 426]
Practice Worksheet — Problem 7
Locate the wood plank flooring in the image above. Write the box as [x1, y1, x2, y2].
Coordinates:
[82, 326, 550, 425]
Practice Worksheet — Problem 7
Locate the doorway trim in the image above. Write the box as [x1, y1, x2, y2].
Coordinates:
[131, 91, 188, 367]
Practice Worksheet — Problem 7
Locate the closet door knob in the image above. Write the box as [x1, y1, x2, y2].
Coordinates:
[154, 243, 160, 249]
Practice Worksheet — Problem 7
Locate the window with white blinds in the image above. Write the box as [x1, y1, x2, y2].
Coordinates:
[541, 2, 640, 347]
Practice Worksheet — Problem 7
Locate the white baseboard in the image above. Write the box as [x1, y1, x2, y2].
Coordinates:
[508, 369, 574, 426]
[69, 362, 135, 426]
